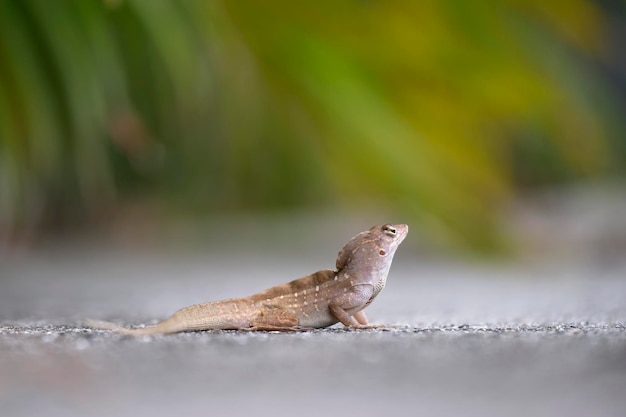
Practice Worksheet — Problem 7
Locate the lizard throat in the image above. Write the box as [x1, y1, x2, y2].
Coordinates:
[373, 275, 387, 295]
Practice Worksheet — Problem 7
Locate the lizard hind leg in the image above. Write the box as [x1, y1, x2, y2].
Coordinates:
[248, 309, 306, 331]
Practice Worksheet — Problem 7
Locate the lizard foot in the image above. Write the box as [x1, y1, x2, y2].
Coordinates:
[346, 323, 399, 330]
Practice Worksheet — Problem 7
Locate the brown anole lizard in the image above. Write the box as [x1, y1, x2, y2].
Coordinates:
[86, 223, 408, 335]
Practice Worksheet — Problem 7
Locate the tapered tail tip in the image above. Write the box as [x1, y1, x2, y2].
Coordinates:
[85, 318, 123, 331]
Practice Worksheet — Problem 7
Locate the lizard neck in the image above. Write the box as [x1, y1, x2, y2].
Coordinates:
[341, 260, 392, 289]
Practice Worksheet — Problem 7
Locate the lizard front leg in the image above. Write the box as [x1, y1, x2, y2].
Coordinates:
[353, 310, 368, 325]
[328, 284, 382, 329]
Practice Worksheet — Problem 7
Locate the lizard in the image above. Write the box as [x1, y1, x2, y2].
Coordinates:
[86, 223, 408, 335]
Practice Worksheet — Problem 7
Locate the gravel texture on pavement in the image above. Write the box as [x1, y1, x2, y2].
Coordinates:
[1, 240, 625, 417]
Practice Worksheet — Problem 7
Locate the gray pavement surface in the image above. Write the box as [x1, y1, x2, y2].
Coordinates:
[1, 236, 626, 417]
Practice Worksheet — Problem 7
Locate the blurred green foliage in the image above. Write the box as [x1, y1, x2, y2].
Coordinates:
[0, 0, 624, 249]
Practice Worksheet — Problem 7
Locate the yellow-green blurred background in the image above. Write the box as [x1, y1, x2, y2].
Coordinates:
[1, 0, 624, 252]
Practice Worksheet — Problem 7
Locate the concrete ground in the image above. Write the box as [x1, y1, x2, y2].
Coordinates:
[1, 227, 625, 417]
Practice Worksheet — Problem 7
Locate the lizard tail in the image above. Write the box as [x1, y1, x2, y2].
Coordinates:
[84, 318, 180, 336]
[84, 299, 256, 335]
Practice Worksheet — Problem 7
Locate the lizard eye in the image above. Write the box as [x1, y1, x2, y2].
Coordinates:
[383, 224, 396, 236]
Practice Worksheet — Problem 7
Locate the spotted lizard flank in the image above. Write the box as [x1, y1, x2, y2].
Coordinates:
[86, 223, 408, 335]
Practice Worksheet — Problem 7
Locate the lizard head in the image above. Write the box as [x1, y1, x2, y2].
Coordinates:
[369, 223, 409, 259]
[336, 223, 408, 272]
